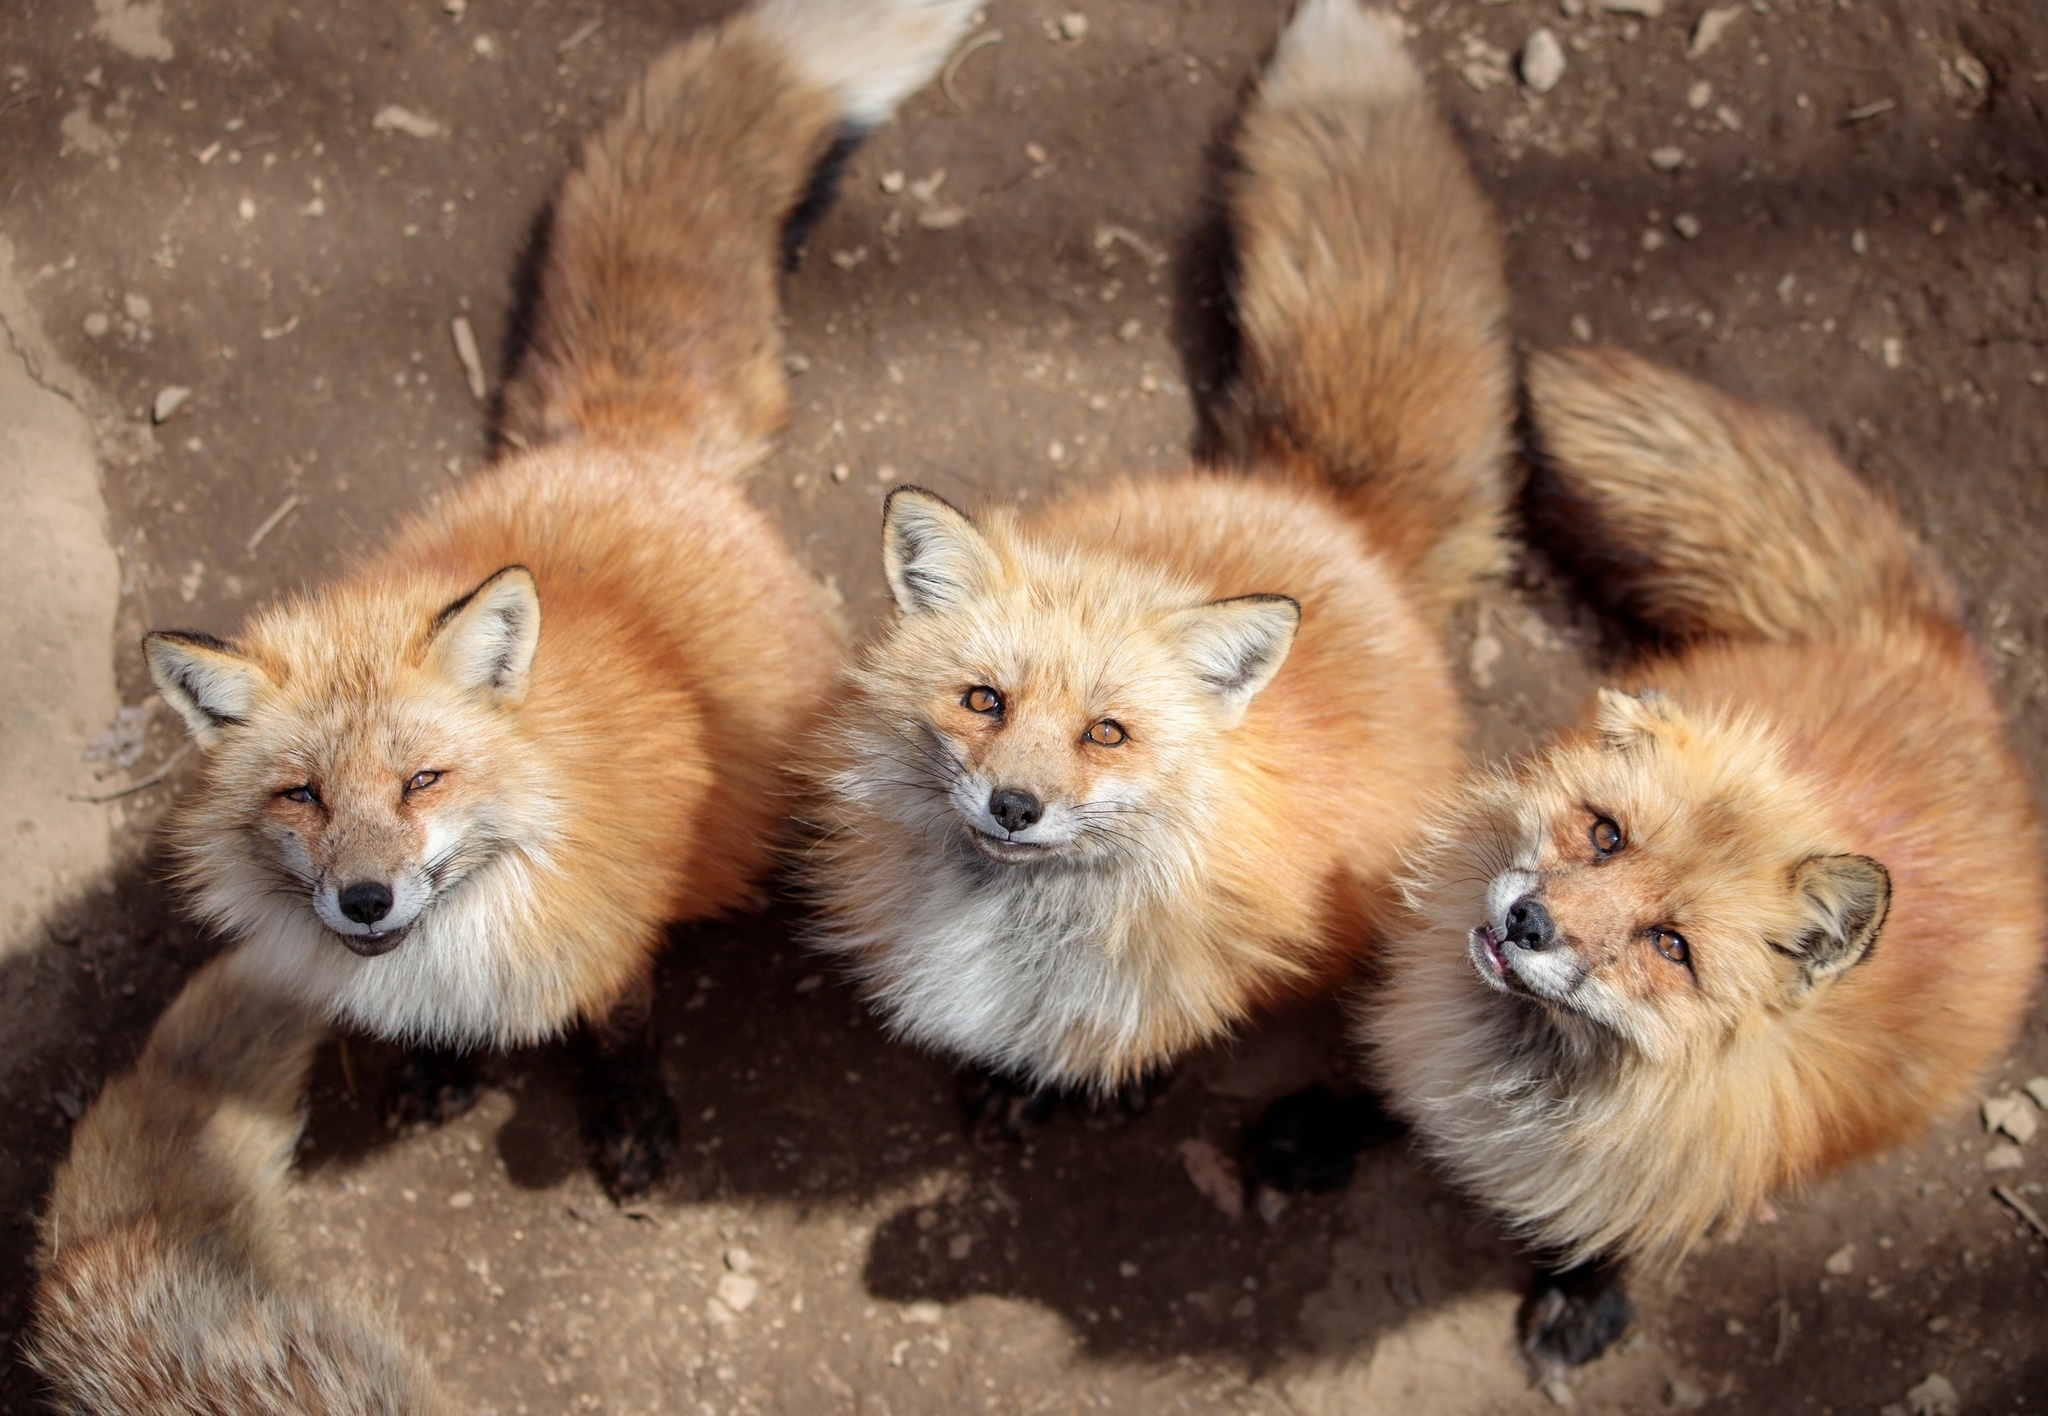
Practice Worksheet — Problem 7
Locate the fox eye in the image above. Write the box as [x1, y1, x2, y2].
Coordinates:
[279, 785, 321, 806]
[1084, 719, 1126, 748]
[405, 770, 442, 795]
[1650, 927, 1689, 967]
[963, 685, 1004, 715]
[1590, 816, 1624, 856]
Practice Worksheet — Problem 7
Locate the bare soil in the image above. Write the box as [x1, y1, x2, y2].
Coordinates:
[1, 0, 2044, 1411]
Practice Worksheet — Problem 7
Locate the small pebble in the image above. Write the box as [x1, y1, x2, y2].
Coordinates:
[1648, 146, 1686, 172]
[1882, 336, 1904, 370]
[1822, 1242, 1855, 1275]
[879, 169, 905, 194]
[1047, 439, 1066, 463]
[124, 292, 152, 321]
[1117, 318, 1141, 341]
[1851, 229, 1868, 255]
[1686, 5, 1742, 59]
[1640, 228, 1666, 252]
[724, 1246, 756, 1274]
[876, 464, 897, 483]
[1177, 1138, 1244, 1221]
[1023, 141, 1048, 164]
[371, 105, 443, 139]
[1905, 1374, 1959, 1416]
[917, 204, 968, 231]
[830, 463, 849, 483]
[794, 973, 824, 994]
[1569, 314, 1593, 342]
[152, 385, 193, 423]
[716, 1272, 759, 1312]
[83, 311, 110, 337]
[1687, 79, 1713, 110]
[1559, 0, 1585, 15]
[237, 196, 255, 222]
[448, 1190, 475, 1209]
[1597, 0, 1662, 15]
[1673, 213, 1701, 239]
[1982, 1142, 2024, 1172]
[1983, 1093, 2038, 1144]
[2024, 1076, 2048, 1110]
[1058, 11, 1088, 40]
[1666, 1378, 1707, 1412]
[1568, 237, 1594, 262]
[1520, 29, 1565, 94]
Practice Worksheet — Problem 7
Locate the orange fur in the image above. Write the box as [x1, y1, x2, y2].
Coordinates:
[1368, 347, 2047, 1271]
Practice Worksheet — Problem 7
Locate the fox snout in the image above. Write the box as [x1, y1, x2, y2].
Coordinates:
[313, 869, 432, 956]
[988, 787, 1043, 833]
[1502, 897, 1557, 951]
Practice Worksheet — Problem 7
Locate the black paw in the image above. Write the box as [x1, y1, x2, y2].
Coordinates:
[384, 1048, 484, 1136]
[1519, 1260, 1634, 1370]
[590, 1077, 680, 1201]
[1245, 1086, 1403, 1195]
[959, 1068, 1059, 1146]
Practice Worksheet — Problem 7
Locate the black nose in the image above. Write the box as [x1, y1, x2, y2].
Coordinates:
[338, 881, 395, 925]
[988, 787, 1043, 834]
[1504, 897, 1556, 951]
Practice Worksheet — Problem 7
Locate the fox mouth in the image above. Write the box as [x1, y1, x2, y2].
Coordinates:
[331, 925, 410, 958]
[1468, 923, 1527, 996]
[968, 829, 1052, 865]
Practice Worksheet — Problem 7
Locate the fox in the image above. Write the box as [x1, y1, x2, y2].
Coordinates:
[141, 0, 980, 1194]
[28, 958, 456, 1414]
[805, 0, 1515, 1102]
[1365, 346, 2048, 1369]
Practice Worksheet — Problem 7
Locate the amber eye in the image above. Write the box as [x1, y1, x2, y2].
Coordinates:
[963, 685, 1004, 715]
[405, 770, 442, 795]
[279, 785, 322, 807]
[1590, 816, 1623, 856]
[1650, 927, 1689, 966]
[1085, 719, 1126, 748]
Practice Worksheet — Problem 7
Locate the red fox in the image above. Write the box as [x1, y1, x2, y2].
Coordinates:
[1366, 346, 2048, 1367]
[28, 958, 455, 1414]
[141, 0, 978, 1193]
[806, 0, 1514, 1097]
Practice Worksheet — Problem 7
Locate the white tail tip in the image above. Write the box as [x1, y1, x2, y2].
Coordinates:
[1262, 0, 1420, 106]
[752, 0, 984, 130]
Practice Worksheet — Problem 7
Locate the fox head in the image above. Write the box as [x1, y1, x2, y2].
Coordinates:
[842, 487, 1299, 871]
[1447, 687, 1889, 1062]
[146, 566, 546, 957]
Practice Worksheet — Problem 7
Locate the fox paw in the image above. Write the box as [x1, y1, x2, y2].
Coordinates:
[384, 1049, 484, 1136]
[1245, 1086, 1403, 1195]
[591, 1080, 680, 1201]
[959, 1068, 1059, 1146]
[1519, 1261, 1635, 1371]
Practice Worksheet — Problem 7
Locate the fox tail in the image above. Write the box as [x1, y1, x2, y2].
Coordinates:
[28, 955, 454, 1414]
[1224, 0, 1517, 616]
[1524, 345, 1955, 642]
[500, 0, 980, 464]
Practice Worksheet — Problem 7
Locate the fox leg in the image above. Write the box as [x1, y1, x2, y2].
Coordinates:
[1223, 0, 1514, 614]
[1243, 1084, 1404, 1199]
[579, 970, 680, 1201]
[1519, 1255, 1635, 1371]
[384, 1044, 487, 1136]
[500, 0, 979, 458]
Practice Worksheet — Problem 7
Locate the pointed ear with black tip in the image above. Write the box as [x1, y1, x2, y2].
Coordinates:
[881, 486, 998, 616]
[428, 566, 541, 703]
[145, 631, 271, 749]
[1165, 594, 1301, 728]
[1785, 853, 1890, 990]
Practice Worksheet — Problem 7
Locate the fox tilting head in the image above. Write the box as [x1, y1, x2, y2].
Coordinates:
[145, 567, 562, 1041]
[1371, 686, 1892, 1265]
[811, 487, 1301, 1087]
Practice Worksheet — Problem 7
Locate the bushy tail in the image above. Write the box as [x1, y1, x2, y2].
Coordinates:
[29, 956, 454, 1415]
[500, 0, 980, 461]
[1224, 0, 1515, 615]
[1524, 346, 1956, 642]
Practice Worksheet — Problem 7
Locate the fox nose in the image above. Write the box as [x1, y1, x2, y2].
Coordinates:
[338, 881, 395, 926]
[1503, 897, 1556, 951]
[988, 787, 1043, 834]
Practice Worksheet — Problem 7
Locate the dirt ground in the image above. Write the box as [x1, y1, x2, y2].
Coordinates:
[2, 0, 2046, 1410]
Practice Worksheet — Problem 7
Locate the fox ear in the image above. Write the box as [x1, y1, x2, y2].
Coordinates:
[145, 632, 270, 749]
[1785, 853, 1890, 989]
[881, 486, 996, 616]
[1595, 686, 1680, 749]
[429, 566, 541, 703]
[1166, 594, 1301, 727]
